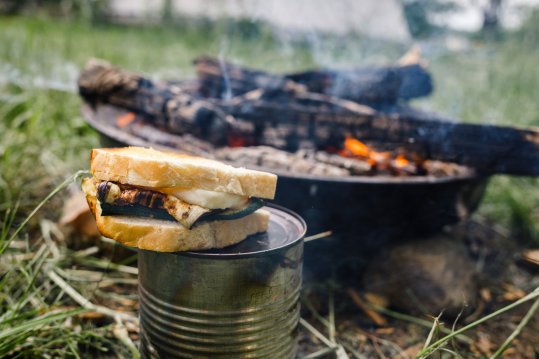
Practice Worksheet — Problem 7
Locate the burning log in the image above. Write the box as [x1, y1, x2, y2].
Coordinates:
[78, 59, 234, 146]
[79, 59, 539, 177]
[194, 56, 433, 104]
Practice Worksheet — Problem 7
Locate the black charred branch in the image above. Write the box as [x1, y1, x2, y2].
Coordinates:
[79, 59, 539, 177]
[78, 59, 234, 146]
[194, 56, 433, 105]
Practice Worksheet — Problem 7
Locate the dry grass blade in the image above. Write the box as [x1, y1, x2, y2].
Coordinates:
[0, 170, 90, 254]
[422, 313, 442, 350]
[47, 269, 138, 323]
[414, 287, 539, 358]
[75, 255, 138, 275]
[329, 288, 336, 343]
[300, 317, 335, 348]
[489, 295, 539, 358]
[301, 346, 339, 359]
[113, 316, 140, 359]
[366, 302, 472, 344]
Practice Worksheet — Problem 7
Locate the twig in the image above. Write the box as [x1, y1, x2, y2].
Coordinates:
[366, 304, 472, 344]
[304, 231, 333, 243]
[299, 318, 335, 348]
[415, 287, 539, 358]
[347, 288, 387, 326]
[489, 295, 539, 358]
[47, 269, 137, 323]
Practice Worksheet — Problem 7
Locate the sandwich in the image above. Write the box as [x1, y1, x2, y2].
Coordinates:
[81, 146, 277, 252]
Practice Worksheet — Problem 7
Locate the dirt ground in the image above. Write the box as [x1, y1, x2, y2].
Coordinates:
[296, 219, 539, 358]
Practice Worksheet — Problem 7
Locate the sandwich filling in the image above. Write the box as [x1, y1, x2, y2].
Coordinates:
[84, 178, 263, 229]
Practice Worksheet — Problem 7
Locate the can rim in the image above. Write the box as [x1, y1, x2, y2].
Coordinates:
[178, 204, 306, 259]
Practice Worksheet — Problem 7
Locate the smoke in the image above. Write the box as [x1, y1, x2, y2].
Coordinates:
[217, 40, 233, 100]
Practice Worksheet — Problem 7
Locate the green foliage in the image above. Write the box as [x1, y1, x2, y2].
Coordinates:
[403, 0, 461, 38]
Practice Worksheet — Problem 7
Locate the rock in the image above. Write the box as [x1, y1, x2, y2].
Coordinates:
[363, 236, 478, 317]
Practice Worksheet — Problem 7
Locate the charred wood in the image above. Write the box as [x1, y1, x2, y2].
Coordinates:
[194, 56, 433, 104]
[216, 146, 352, 176]
[79, 59, 539, 177]
[78, 59, 233, 146]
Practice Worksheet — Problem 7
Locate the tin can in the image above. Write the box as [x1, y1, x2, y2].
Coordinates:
[139, 205, 306, 358]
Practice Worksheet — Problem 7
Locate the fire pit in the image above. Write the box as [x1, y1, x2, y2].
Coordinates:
[83, 103, 487, 237]
[78, 58, 539, 236]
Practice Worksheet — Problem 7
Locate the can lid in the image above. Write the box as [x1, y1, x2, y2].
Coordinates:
[182, 204, 306, 258]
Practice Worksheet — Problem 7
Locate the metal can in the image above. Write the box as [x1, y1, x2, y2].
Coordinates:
[139, 205, 306, 358]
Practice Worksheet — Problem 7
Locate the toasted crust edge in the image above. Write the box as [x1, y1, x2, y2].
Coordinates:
[90, 147, 277, 199]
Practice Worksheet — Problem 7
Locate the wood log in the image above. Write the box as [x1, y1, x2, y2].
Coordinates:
[194, 56, 433, 104]
[79, 59, 539, 177]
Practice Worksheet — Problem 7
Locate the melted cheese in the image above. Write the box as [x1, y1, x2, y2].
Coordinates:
[157, 187, 248, 209]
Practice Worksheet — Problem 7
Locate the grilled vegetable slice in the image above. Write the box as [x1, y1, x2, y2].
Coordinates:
[100, 198, 264, 226]
[199, 198, 264, 222]
[100, 202, 176, 221]
[97, 181, 209, 228]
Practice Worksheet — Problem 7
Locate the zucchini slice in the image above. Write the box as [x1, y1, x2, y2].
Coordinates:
[100, 202, 176, 221]
[100, 198, 264, 225]
[197, 198, 264, 223]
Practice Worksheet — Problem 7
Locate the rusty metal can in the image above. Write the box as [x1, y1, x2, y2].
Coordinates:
[139, 205, 306, 358]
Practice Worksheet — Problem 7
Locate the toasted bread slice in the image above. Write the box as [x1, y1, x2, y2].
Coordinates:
[83, 179, 270, 252]
[91, 147, 277, 199]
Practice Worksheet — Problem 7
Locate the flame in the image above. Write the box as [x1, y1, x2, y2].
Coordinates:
[341, 136, 371, 158]
[393, 154, 410, 168]
[116, 112, 136, 128]
[340, 136, 413, 172]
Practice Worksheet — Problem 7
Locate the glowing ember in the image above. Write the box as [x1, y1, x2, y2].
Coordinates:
[339, 136, 417, 174]
[393, 154, 410, 168]
[341, 136, 370, 158]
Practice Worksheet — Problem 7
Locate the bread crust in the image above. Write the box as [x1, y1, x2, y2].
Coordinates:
[83, 179, 270, 252]
[91, 147, 277, 199]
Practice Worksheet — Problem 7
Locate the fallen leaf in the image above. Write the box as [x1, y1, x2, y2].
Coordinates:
[502, 283, 526, 301]
[522, 249, 539, 266]
[365, 292, 389, 309]
[347, 288, 388, 326]
[475, 334, 493, 356]
[480, 288, 492, 302]
[60, 191, 99, 237]
[394, 343, 423, 359]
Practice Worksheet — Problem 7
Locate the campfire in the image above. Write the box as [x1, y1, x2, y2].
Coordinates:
[77, 56, 539, 235]
[78, 56, 539, 180]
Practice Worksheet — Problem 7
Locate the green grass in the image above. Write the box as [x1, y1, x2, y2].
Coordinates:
[1, 13, 539, 357]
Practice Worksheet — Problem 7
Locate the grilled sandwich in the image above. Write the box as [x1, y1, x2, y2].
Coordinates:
[82, 147, 277, 252]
